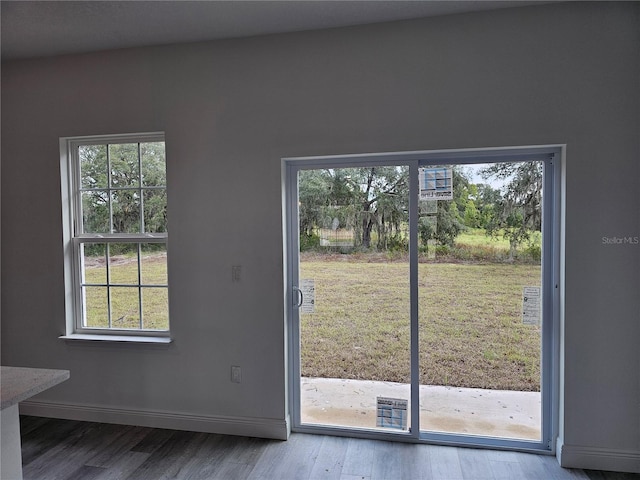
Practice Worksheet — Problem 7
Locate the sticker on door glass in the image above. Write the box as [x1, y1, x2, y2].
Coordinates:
[522, 286, 541, 325]
[376, 397, 408, 430]
[300, 279, 315, 314]
[419, 167, 453, 200]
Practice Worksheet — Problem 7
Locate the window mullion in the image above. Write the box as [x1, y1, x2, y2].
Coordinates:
[138, 243, 143, 329]
[138, 143, 145, 234]
[72, 145, 83, 236]
[106, 243, 113, 329]
[137, 143, 145, 330]
[107, 144, 114, 234]
[75, 240, 85, 330]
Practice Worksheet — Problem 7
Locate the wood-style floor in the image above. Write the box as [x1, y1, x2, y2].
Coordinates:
[19, 416, 637, 480]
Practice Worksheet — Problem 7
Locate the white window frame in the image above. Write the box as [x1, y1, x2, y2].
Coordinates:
[60, 132, 171, 343]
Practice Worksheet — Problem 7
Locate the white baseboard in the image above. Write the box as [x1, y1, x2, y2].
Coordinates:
[19, 400, 290, 441]
[557, 438, 640, 473]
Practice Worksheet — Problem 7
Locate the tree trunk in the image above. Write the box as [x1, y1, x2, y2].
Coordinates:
[508, 239, 517, 262]
[362, 216, 374, 249]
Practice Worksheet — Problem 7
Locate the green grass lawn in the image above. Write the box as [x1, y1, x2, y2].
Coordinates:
[456, 228, 512, 248]
[83, 253, 169, 330]
[300, 257, 541, 391]
[84, 249, 542, 391]
[433, 228, 543, 263]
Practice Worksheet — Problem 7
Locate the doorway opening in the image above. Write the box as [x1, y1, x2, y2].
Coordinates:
[285, 147, 560, 451]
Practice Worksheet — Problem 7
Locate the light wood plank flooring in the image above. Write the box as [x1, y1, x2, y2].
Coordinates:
[19, 416, 637, 480]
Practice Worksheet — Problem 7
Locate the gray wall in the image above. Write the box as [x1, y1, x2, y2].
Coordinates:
[2, 2, 639, 471]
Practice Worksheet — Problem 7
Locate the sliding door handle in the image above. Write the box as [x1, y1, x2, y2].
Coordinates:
[293, 286, 303, 307]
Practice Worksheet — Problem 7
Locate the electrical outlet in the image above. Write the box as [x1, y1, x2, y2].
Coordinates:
[232, 265, 241, 282]
[231, 365, 242, 383]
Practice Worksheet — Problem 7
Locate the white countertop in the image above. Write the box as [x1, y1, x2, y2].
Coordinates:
[1, 366, 70, 410]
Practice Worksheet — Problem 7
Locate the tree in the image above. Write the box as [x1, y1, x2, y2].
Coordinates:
[347, 167, 408, 249]
[299, 166, 481, 253]
[298, 169, 331, 239]
[474, 183, 502, 229]
[79, 142, 167, 255]
[139, 142, 168, 234]
[463, 201, 480, 228]
[418, 167, 467, 248]
[298, 167, 409, 251]
[298, 169, 359, 249]
[480, 162, 542, 259]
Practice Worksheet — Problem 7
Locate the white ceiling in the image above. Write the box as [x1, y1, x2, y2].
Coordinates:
[1, 1, 552, 61]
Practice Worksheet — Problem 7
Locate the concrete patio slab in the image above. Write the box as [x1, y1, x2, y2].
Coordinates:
[301, 377, 541, 440]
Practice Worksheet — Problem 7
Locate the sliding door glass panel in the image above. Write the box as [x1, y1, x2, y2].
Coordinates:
[298, 166, 412, 432]
[417, 162, 543, 441]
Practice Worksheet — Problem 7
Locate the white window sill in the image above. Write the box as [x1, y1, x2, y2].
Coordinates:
[59, 334, 172, 345]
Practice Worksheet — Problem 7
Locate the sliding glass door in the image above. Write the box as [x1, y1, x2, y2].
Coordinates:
[285, 147, 559, 450]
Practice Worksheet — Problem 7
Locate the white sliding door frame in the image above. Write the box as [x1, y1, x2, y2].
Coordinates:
[283, 145, 562, 452]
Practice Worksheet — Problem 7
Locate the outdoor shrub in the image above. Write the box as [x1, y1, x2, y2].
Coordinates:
[522, 243, 542, 262]
[300, 233, 321, 251]
[385, 234, 409, 252]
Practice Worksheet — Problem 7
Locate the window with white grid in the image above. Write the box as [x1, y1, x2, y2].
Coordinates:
[62, 133, 169, 337]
